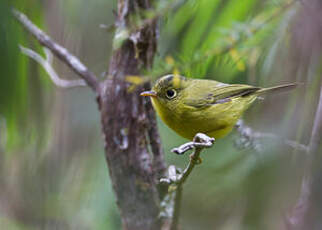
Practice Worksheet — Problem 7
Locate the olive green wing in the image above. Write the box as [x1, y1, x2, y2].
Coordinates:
[183, 84, 261, 109]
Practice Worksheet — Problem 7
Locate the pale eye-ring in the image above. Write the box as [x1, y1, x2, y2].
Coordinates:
[166, 89, 177, 99]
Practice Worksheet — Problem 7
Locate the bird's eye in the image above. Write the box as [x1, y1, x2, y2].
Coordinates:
[166, 89, 177, 99]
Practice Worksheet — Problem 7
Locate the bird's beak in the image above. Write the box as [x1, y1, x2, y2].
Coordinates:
[140, 90, 157, 97]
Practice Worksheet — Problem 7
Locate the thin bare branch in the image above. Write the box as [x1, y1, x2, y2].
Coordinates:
[170, 185, 182, 230]
[12, 9, 99, 92]
[285, 175, 311, 230]
[20, 46, 86, 88]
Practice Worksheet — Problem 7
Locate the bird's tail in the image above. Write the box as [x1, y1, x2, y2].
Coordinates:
[256, 83, 300, 95]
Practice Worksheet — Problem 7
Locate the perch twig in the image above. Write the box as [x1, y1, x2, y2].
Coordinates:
[160, 133, 215, 230]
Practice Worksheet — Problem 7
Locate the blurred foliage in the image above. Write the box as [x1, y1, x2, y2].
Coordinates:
[0, 0, 46, 150]
[1, 0, 322, 230]
[155, 0, 294, 82]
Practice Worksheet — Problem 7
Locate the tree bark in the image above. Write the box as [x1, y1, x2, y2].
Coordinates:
[98, 0, 164, 229]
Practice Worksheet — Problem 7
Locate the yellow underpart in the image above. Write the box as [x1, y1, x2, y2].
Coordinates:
[151, 95, 256, 140]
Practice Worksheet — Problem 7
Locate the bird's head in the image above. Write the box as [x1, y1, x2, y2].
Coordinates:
[140, 74, 188, 109]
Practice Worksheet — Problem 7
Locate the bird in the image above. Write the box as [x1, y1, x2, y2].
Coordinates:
[140, 74, 298, 140]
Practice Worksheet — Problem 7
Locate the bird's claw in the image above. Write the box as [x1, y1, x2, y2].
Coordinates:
[190, 155, 202, 165]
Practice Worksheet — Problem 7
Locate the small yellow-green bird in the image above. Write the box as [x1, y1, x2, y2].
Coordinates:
[140, 74, 297, 140]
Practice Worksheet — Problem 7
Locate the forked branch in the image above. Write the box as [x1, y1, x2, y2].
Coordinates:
[12, 9, 99, 92]
[20, 46, 86, 88]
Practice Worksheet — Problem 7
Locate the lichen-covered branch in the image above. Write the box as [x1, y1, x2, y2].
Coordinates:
[235, 120, 308, 152]
[160, 133, 215, 230]
[12, 9, 99, 92]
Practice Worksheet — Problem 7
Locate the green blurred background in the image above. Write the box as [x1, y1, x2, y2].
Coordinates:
[1, 0, 321, 229]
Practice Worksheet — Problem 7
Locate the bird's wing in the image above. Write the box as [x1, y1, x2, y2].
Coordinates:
[184, 84, 261, 109]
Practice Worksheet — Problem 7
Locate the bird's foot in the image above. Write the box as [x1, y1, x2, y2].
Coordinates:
[190, 155, 202, 164]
